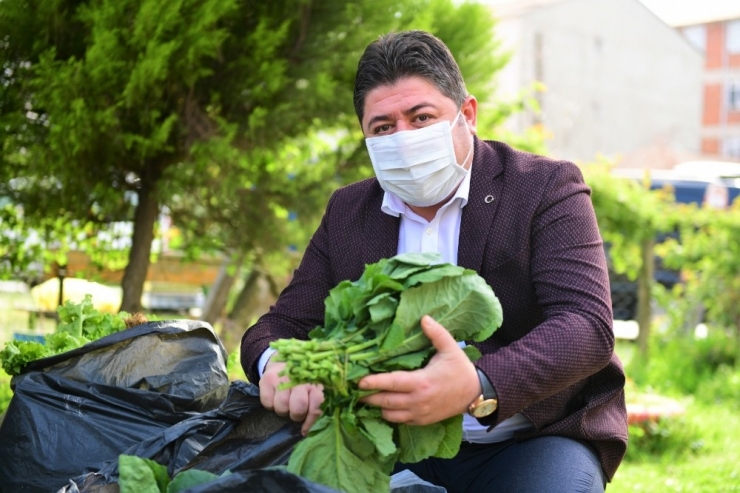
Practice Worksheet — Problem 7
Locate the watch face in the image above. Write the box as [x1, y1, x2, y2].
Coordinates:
[471, 399, 498, 418]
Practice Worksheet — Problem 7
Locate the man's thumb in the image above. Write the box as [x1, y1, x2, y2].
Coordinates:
[421, 315, 457, 352]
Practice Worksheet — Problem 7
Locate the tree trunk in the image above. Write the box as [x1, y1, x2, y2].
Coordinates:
[636, 236, 655, 361]
[228, 268, 261, 326]
[735, 314, 740, 370]
[201, 253, 245, 325]
[120, 183, 160, 313]
[218, 268, 281, 354]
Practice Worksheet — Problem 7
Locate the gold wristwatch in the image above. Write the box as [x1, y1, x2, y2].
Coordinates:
[467, 369, 498, 418]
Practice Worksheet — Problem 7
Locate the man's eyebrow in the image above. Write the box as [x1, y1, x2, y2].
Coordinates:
[365, 102, 438, 130]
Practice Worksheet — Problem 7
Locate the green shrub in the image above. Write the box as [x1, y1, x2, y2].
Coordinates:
[695, 364, 740, 406]
[625, 416, 703, 464]
[0, 367, 12, 416]
[627, 326, 736, 397]
[226, 349, 248, 383]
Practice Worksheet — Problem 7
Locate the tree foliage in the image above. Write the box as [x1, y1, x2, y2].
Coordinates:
[0, 0, 514, 312]
[658, 201, 740, 363]
[583, 161, 740, 365]
[581, 162, 677, 279]
[581, 162, 676, 360]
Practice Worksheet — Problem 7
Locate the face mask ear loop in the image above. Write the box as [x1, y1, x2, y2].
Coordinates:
[451, 110, 463, 129]
[453, 110, 473, 168]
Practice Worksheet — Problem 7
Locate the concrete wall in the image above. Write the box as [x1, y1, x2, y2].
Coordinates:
[490, 0, 703, 163]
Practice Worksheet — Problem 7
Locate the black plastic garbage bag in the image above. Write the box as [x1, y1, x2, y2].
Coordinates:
[0, 320, 229, 493]
[185, 469, 447, 493]
[58, 381, 448, 493]
[58, 381, 328, 492]
[175, 381, 303, 475]
[166, 468, 342, 493]
[62, 469, 340, 493]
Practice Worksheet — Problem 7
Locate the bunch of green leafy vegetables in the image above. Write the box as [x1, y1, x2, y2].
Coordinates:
[0, 294, 130, 375]
[118, 454, 230, 493]
[271, 252, 503, 493]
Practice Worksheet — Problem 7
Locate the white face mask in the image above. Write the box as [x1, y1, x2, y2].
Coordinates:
[365, 112, 473, 207]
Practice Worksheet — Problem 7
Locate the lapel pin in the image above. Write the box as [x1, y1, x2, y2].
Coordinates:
[484, 195, 495, 204]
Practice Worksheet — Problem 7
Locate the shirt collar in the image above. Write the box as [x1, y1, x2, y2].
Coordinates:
[380, 164, 472, 217]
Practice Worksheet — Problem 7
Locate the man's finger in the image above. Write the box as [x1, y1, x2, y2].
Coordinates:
[301, 385, 325, 436]
[272, 389, 291, 416]
[288, 387, 310, 423]
[359, 370, 413, 392]
[259, 383, 276, 410]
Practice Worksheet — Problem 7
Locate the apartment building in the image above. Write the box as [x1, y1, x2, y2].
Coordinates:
[676, 12, 740, 159]
[485, 0, 703, 164]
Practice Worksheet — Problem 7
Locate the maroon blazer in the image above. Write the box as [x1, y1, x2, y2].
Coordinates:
[241, 137, 628, 480]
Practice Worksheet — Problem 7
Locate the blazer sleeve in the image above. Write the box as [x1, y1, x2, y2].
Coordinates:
[240, 193, 338, 383]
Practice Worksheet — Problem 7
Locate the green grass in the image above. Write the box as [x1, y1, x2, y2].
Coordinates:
[609, 400, 740, 492]
[609, 340, 740, 492]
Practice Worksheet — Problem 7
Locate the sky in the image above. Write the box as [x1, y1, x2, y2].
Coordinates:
[637, 0, 740, 26]
[480, 0, 740, 27]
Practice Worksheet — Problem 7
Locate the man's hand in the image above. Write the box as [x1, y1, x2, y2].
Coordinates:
[259, 357, 324, 436]
[358, 315, 481, 425]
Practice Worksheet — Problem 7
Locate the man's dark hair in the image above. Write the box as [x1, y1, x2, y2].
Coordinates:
[353, 30, 468, 124]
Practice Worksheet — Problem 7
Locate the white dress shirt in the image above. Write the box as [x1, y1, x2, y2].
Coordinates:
[379, 168, 532, 443]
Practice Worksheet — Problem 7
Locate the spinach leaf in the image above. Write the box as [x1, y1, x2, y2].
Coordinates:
[167, 469, 223, 493]
[287, 410, 395, 493]
[118, 454, 169, 493]
[118, 454, 230, 493]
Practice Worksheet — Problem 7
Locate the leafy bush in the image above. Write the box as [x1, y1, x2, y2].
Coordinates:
[626, 417, 703, 463]
[620, 323, 739, 468]
[695, 364, 740, 406]
[0, 295, 130, 375]
[0, 367, 11, 416]
[627, 326, 736, 396]
[226, 349, 247, 382]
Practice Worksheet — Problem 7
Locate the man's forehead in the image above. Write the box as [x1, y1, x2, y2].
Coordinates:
[362, 78, 453, 122]
[365, 76, 444, 102]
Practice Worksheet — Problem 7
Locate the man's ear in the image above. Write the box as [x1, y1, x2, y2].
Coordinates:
[462, 95, 478, 134]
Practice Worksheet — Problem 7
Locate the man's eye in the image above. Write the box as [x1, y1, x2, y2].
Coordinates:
[417, 115, 430, 122]
[374, 124, 392, 134]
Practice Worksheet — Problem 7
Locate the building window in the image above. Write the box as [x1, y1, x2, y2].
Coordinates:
[729, 80, 740, 111]
[727, 20, 740, 54]
[723, 136, 740, 159]
[682, 25, 706, 53]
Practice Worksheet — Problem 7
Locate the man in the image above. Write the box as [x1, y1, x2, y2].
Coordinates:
[241, 30, 627, 492]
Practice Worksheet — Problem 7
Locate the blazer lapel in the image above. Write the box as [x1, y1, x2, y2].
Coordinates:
[363, 183, 400, 267]
[458, 138, 505, 272]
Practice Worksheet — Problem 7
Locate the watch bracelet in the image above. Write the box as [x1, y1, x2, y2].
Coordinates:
[476, 368, 498, 400]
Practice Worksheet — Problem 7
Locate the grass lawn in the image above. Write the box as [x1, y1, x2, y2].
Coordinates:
[610, 341, 740, 492]
[609, 399, 740, 492]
